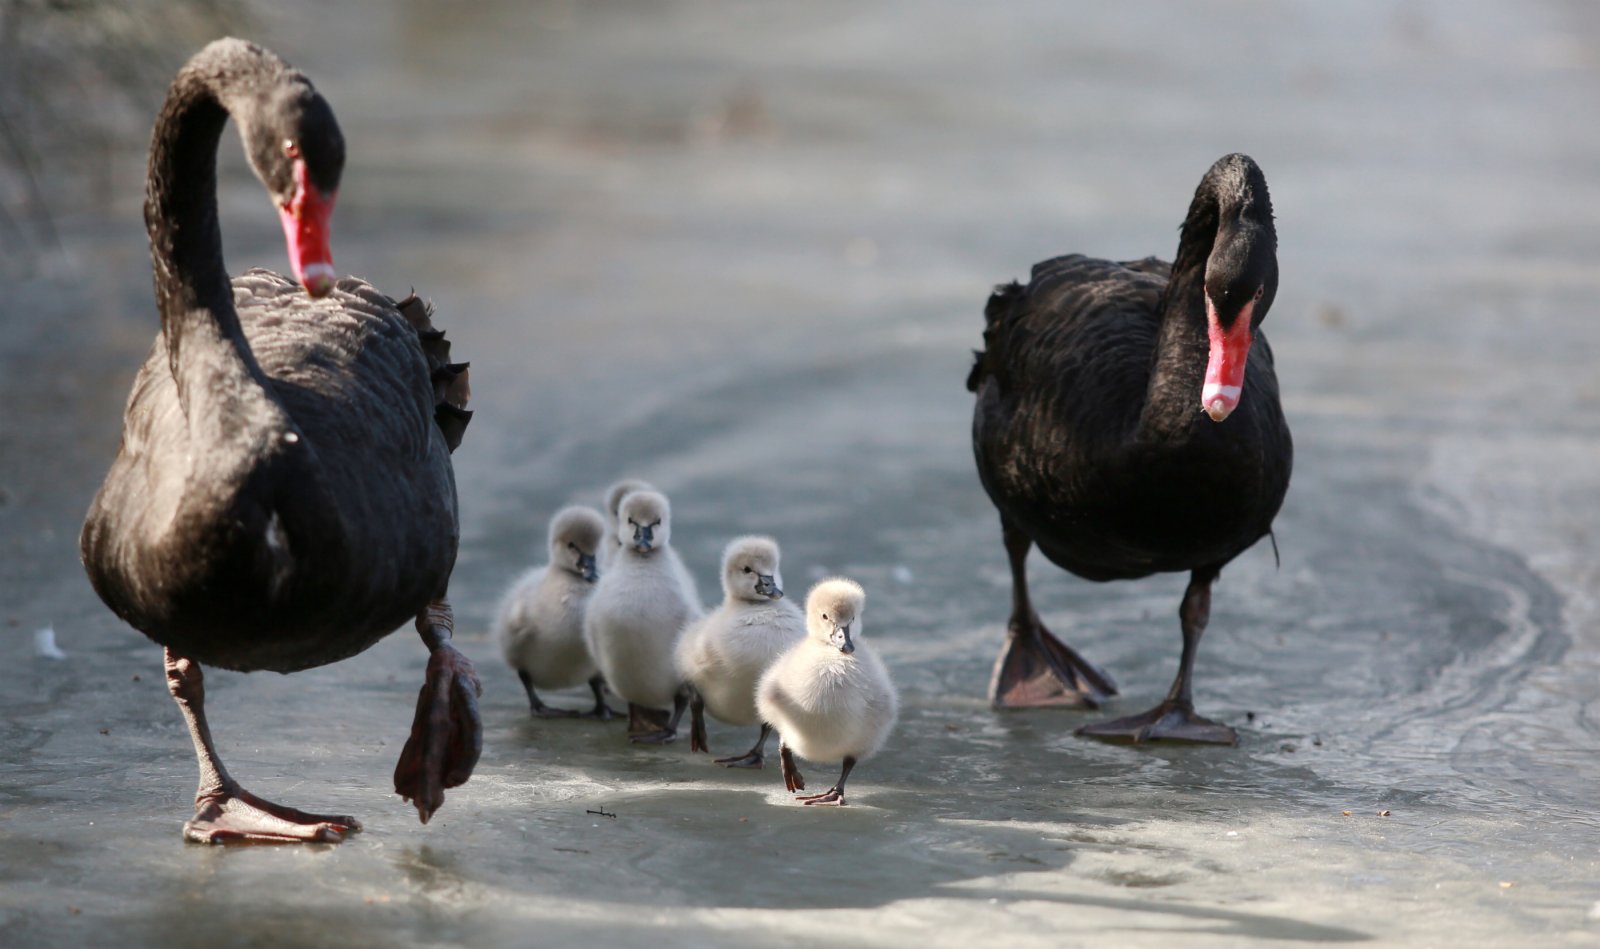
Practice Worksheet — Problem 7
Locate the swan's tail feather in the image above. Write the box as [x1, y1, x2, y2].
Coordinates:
[396, 292, 473, 453]
[967, 280, 1025, 393]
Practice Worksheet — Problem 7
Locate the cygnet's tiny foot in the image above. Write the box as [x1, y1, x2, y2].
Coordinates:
[1076, 702, 1237, 745]
[531, 705, 581, 720]
[394, 602, 483, 825]
[185, 786, 362, 845]
[796, 787, 847, 806]
[714, 750, 764, 769]
[779, 744, 805, 792]
[626, 703, 671, 738]
[629, 727, 678, 745]
[581, 677, 619, 721]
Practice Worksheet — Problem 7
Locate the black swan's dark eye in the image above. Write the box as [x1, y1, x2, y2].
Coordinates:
[284, 139, 300, 159]
[1253, 285, 1265, 301]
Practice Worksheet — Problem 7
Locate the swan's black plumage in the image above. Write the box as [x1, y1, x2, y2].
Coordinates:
[80, 38, 480, 842]
[969, 154, 1292, 743]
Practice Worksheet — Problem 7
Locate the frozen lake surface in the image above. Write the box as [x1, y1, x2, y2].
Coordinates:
[4, 0, 1600, 944]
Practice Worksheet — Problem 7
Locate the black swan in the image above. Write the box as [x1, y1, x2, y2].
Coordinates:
[967, 153, 1292, 744]
[80, 38, 480, 842]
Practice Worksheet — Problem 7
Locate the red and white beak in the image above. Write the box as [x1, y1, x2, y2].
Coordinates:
[1202, 295, 1254, 422]
[277, 158, 337, 298]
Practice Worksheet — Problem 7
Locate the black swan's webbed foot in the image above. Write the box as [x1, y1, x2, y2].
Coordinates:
[186, 786, 361, 845]
[990, 619, 1118, 709]
[990, 518, 1117, 709]
[164, 649, 360, 845]
[394, 599, 483, 824]
[714, 723, 772, 769]
[779, 743, 805, 792]
[1075, 702, 1237, 745]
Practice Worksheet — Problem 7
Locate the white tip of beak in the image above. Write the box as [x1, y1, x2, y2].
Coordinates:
[301, 262, 337, 298]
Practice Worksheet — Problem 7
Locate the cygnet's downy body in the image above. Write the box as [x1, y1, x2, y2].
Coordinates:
[492, 506, 615, 719]
[583, 490, 701, 742]
[676, 536, 805, 767]
[756, 577, 898, 805]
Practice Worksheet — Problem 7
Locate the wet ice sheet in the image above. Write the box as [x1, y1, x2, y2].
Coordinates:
[5, 0, 1600, 945]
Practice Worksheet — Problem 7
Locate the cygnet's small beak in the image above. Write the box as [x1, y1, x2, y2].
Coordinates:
[578, 553, 598, 583]
[755, 573, 783, 599]
[632, 524, 654, 553]
[832, 624, 855, 655]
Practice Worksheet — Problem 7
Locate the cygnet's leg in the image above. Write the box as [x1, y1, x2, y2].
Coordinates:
[1077, 567, 1237, 745]
[630, 687, 689, 745]
[714, 723, 771, 769]
[989, 515, 1118, 709]
[393, 598, 484, 824]
[580, 675, 619, 721]
[796, 756, 856, 806]
[689, 693, 710, 753]
[778, 742, 806, 792]
[165, 649, 359, 844]
[517, 670, 579, 719]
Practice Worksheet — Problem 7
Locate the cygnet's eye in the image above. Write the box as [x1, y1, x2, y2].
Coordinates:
[821, 612, 829, 621]
[568, 542, 578, 552]
[650, 520, 662, 529]
[627, 518, 638, 527]
[742, 566, 752, 574]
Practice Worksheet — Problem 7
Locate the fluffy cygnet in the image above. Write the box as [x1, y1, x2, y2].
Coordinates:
[601, 478, 654, 570]
[756, 577, 898, 805]
[602, 477, 702, 603]
[676, 536, 805, 767]
[492, 506, 615, 719]
[583, 489, 701, 742]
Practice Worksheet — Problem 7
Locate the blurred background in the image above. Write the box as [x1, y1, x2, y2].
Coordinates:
[3, 0, 1599, 945]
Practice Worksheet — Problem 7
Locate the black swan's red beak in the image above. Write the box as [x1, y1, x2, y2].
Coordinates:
[279, 159, 337, 298]
[1203, 295, 1254, 422]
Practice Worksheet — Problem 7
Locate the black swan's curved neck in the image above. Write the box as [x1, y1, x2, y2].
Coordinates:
[144, 40, 293, 417]
[1139, 154, 1276, 438]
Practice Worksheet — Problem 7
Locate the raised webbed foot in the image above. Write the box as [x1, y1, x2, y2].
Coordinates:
[394, 603, 483, 824]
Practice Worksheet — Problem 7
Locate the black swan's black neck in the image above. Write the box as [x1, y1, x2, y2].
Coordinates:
[1140, 154, 1275, 438]
[144, 40, 292, 398]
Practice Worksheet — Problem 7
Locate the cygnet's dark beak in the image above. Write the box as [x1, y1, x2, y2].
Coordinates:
[755, 573, 783, 599]
[578, 553, 598, 583]
[832, 624, 855, 655]
[632, 524, 654, 553]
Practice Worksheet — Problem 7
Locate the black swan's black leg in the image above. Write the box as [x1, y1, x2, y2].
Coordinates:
[714, 722, 772, 769]
[1077, 567, 1236, 745]
[167, 649, 360, 843]
[989, 515, 1118, 709]
[796, 756, 856, 806]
